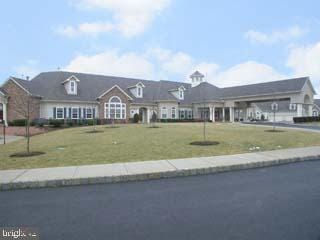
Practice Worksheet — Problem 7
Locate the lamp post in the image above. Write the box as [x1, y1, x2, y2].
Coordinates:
[271, 102, 278, 131]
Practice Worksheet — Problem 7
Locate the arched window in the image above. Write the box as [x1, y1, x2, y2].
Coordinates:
[105, 96, 126, 119]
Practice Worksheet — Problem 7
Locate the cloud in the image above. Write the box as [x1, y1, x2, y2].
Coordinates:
[58, 0, 170, 37]
[244, 26, 307, 44]
[14, 59, 40, 79]
[64, 50, 154, 79]
[64, 48, 286, 88]
[208, 61, 286, 87]
[57, 22, 114, 37]
[287, 42, 320, 95]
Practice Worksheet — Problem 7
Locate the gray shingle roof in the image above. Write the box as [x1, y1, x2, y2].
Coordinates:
[0, 87, 7, 96]
[254, 100, 291, 112]
[5, 71, 310, 104]
[221, 77, 309, 99]
[314, 99, 320, 108]
[25, 71, 191, 103]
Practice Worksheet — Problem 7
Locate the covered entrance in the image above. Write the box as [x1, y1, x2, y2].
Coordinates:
[139, 107, 150, 123]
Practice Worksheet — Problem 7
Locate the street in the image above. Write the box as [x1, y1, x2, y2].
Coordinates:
[1, 160, 320, 240]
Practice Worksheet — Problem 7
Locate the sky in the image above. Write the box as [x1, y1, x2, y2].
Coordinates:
[1, 0, 320, 97]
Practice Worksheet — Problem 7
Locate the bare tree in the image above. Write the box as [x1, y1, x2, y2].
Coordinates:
[11, 93, 39, 154]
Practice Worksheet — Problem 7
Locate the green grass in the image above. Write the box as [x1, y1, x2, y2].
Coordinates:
[1, 123, 320, 170]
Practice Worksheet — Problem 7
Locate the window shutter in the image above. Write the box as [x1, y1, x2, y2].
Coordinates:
[93, 108, 96, 118]
[53, 107, 56, 119]
[79, 108, 81, 118]
[64, 108, 67, 119]
[69, 108, 71, 118]
[83, 108, 86, 119]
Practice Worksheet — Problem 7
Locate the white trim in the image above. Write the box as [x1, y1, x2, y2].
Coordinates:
[98, 85, 133, 100]
[71, 107, 79, 119]
[105, 96, 126, 119]
[56, 107, 64, 119]
[171, 107, 176, 119]
[127, 82, 146, 89]
[86, 108, 93, 119]
[61, 75, 80, 84]
[137, 86, 143, 98]
[161, 107, 168, 119]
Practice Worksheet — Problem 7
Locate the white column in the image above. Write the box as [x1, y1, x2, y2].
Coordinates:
[147, 109, 150, 124]
[230, 107, 234, 122]
[209, 107, 213, 121]
[297, 104, 303, 117]
[212, 107, 215, 122]
[222, 108, 225, 122]
[308, 105, 313, 116]
[3, 102, 7, 126]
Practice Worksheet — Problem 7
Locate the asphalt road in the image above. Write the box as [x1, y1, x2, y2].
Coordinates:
[243, 121, 320, 131]
[1, 161, 320, 240]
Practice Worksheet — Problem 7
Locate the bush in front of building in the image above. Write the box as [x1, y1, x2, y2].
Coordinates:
[49, 119, 64, 128]
[8, 119, 36, 127]
[133, 113, 140, 123]
[293, 116, 320, 123]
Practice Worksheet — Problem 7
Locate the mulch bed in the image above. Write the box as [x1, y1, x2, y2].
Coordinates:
[85, 130, 104, 134]
[264, 129, 285, 133]
[190, 141, 220, 146]
[10, 151, 46, 158]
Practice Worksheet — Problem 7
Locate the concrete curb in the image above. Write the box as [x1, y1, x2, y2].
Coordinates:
[1, 148, 320, 191]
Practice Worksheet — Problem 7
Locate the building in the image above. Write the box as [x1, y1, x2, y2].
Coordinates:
[0, 70, 318, 125]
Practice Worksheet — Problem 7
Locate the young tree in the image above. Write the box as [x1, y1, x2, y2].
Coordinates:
[11, 93, 39, 154]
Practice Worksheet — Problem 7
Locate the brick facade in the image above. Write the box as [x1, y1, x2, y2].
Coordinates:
[3, 80, 40, 122]
[98, 86, 131, 123]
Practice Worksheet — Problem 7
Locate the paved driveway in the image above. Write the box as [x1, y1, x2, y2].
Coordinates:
[0, 135, 24, 144]
[1, 160, 320, 240]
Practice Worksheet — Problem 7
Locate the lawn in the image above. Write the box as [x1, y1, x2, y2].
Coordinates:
[1, 123, 320, 170]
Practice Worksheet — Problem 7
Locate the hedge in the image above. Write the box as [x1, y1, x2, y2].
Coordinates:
[293, 116, 320, 123]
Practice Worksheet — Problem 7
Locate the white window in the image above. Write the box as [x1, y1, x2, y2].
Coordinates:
[179, 89, 184, 100]
[86, 108, 93, 119]
[137, 86, 142, 98]
[56, 108, 64, 119]
[70, 81, 76, 94]
[105, 96, 126, 119]
[171, 107, 176, 119]
[72, 108, 78, 119]
[161, 107, 167, 119]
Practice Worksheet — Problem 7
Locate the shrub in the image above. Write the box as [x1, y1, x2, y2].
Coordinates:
[293, 116, 320, 123]
[10, 119, 27, 126]
[49, 119, 64, 128]
[133, 113, 140, 123]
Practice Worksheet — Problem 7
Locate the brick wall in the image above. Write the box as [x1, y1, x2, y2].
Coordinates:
[98, 87, 131, 123]
[2, 80, 40, 122]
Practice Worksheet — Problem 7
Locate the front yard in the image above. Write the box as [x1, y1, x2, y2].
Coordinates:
[1, 123, 320, 170]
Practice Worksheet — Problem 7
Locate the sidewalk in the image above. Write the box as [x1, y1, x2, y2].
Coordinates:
[1, 146, 320, 191]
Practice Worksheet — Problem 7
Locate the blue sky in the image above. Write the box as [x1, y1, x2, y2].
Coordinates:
[1, 0, 319, 96]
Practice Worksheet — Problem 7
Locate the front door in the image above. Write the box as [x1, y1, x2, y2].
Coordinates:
[0, 110, 3, 122]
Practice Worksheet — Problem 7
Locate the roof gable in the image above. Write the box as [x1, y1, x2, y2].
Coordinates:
[97, 85, 133, 100]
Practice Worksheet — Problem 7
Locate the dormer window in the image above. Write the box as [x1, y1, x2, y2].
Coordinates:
[62, 75, 80, 95]
[179, 88, 184, 100]
[137, 86, 142, 98]
[70, 81, 75, 94]
[128, 82, 145, 98]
